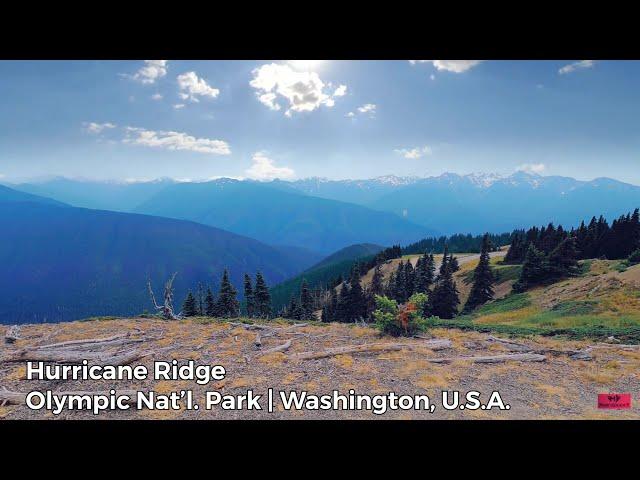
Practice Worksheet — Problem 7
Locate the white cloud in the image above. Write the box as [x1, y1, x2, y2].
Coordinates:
[83, 122, 116, 134]
[346, 104, 376, 118]
[409, 60, 482, 73]
[124, 127, 230, 155]
[333, 84, 347, 97]
[131, 60, 168, 84]
[517, 163, 546, 174]
[357, 103, 376, 115]
[245, 152, 295, 181]
[173, 103, 185, 109]
[151, 93, 163, 100]
[558, 60, 595, 75]
[249, 63, 345, 116]
[394, 146, 432, 159]
[177, 71, 220, 102]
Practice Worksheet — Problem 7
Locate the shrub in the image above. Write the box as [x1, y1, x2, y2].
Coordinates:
[628, 249, 640, 265]
[373, 295, 424, 337]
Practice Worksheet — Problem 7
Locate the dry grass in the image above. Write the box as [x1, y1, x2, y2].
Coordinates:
[1, 316, 638, 420]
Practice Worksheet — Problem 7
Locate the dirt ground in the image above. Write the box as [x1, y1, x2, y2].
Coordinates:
[1, 318, 638, 420]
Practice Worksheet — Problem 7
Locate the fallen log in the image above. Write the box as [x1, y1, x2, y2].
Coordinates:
[1, 348, 143, 366]
[288, 343, 406, 361]
[421, 339, 453, 351]
[4, 326, 21, 344]
[288, 343, 546, 363]
[424, 353, 547, 364]
[485, 335, 532, 352]
[36, 333, 131, 349]
[257, 339, 292, 356]
[0, 387, 138, 406]
[43, 338, 145, 352]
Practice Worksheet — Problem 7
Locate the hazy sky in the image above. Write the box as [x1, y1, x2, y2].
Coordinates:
[1, 60, 639, 184]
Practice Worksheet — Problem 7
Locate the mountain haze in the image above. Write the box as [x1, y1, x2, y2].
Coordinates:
[0, 187, 320, 323]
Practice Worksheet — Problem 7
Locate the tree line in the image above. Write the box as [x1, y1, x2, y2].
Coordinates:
[506, 209, 640, 291]
[182, 270, 272, 318]
[402, 232, 511, 256]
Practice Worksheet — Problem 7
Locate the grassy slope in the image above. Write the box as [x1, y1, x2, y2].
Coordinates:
[432, 260, 640, 342]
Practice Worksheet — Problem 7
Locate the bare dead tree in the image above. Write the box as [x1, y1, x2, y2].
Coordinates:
[147, 273, 182, 320]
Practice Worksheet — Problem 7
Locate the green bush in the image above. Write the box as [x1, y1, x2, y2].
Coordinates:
[373, 295, 424, 337]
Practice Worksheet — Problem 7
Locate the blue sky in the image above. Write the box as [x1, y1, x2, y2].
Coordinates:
[1, 60, 639, 184]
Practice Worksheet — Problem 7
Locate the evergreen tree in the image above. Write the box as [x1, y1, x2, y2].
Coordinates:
[204, 288, 216, 317]
[182, 291, 198, 317]
[403, 261, 415, 299]
[300, 279, 314, 320]
[253, 271, 272, 319]
[448, 255, 460, 273]
[195, 282, 205, 316]
[513, 244, 547, 292]
[424, 266, 459, 319]
[548, 236, 579, 278]
[216, 269, 239, 318]
[439, 245, 449, 276]
[243, 274, 255, 318]
[287, 295, 303, 320]
[349, 267, 367, 321]
[335, 283, 351, 322]
[371, 264, 384, 296]
[463, 234, 495, 312]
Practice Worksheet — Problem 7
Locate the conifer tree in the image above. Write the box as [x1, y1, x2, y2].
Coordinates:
[548, 236, 579, 278]
[300, 279, 314, 320]
[439, 245, 449, 276]
[349, 267, 366, 321]
[513, 244, 547, 292]
[205, 288, 216, 317]
[335, 283, 351, 322]
[404, 261, 415, 299]
[424, 266, 459, 319]
[371, 264, 384, 296]
[195, 282, 205, 316]
[182, 291, 198, 317]
[243, 273, 255, 318]
[253, 271, 272, 319]
[216, 269, 239, 318]
[463, 234, 495, 312]
[287, 295, 303, 320]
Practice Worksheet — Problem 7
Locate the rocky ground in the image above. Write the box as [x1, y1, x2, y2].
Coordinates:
[1, 318, 638, 420]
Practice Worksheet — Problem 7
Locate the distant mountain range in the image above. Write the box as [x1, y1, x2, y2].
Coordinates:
[281, 172, 640, 234]
[11, 172, 640, 239]
[0, 186, 322, 323]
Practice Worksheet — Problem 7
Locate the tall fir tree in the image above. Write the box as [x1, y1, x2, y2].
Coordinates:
[205, 288, 216, 317]
[216, 269, 239, 318]
[371, 264, 384, 296]
[300, 279, 314, 320]
[439, 245, 449, 276]
[513, 244, 547, 292]
[348, 266, 367, 321]
[287, 295, 303, 320]
[548, 236, 579, 278]
[463, 234, 495, 313]
[424, 266, 459, 320]
[195, 282, 205, 316]
[253, 271, 272, 319]
[243, 274, 255, 318]
[182, 291, 198, 317]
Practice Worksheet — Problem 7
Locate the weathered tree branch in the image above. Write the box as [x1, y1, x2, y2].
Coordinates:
[1, 348, 143, 365]
[4, 325, 21, 344]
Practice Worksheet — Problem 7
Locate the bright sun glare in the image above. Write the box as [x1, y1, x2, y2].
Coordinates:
[288, 60, 325, 70]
